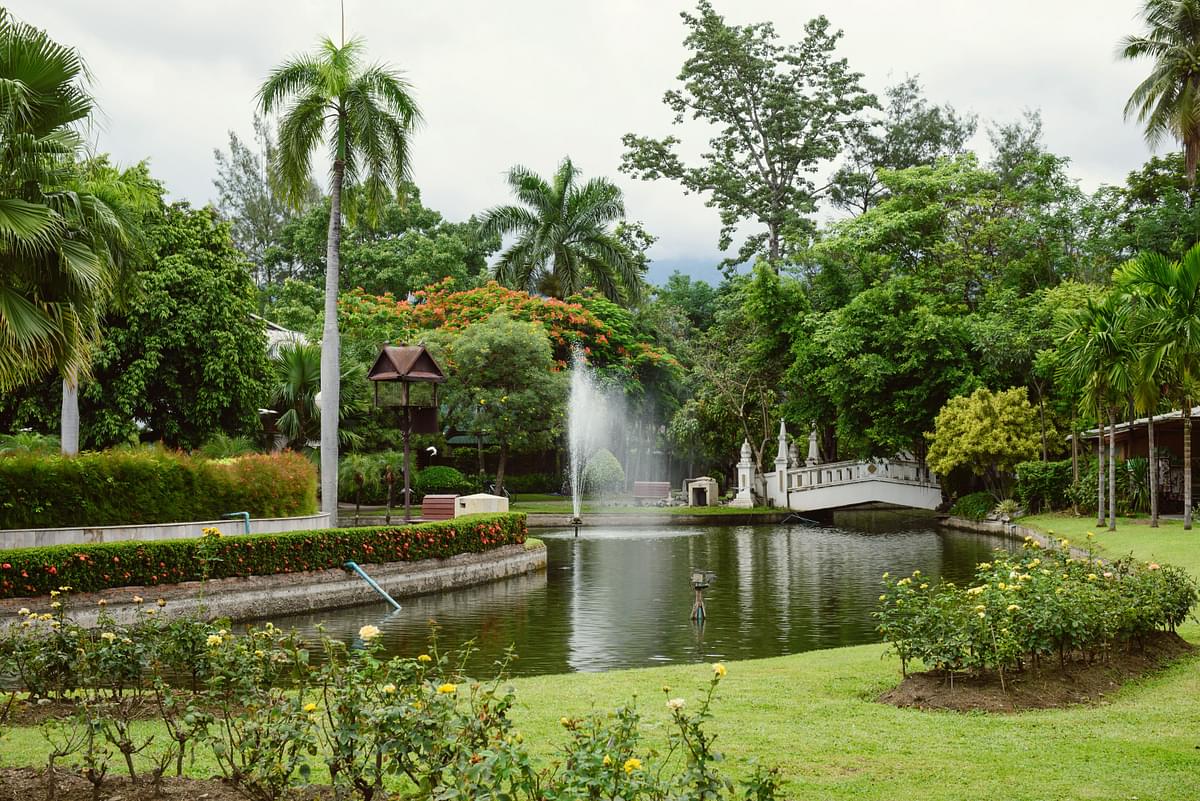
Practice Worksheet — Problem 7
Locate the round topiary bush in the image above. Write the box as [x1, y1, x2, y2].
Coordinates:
[582, 448, 625, 497]
[415, 465, 474, 498]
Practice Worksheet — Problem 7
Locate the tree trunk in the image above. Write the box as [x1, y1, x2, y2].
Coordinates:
[1097, 417, 1105, 528]
[1149, 416, 1159, 528]
[1185, 399, 1193, 530]
[1108, 407, 1117, 531]
[496, 442, 508, 495]
[61, 368, 80, 456]
[320, 159, 345, 515]
[1036, 387, 1048, 461]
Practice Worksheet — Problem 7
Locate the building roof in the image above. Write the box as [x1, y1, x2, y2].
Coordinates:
[367, 345, 446, 383]
[1076, 405, 1200, 440]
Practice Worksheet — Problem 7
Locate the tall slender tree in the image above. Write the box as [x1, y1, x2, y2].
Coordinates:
[258, 35, 420, 514]
[1115, 244, 1200, 529]
[479, 158, 644, 305]
[1121, 0, 1200, 185]
[1057, 297, 1136, 530]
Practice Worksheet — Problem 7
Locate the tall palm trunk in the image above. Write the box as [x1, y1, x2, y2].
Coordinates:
[1108, 407, 1117, 531]
[1097, 417, 1105, 528]
[1185, 398, 1193, 530]
[1149, 415, 1158, 528]
[61, 368, 79, 456]
[320, 159, 344, 515]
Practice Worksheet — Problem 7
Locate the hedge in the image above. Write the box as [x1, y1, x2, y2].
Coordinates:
[1014, 459, 1073, 513]
[0, 512, 527, 599]
[0, 449, 317, 529]
[948, 491, 994, 521]
[414, 465, 475, 498]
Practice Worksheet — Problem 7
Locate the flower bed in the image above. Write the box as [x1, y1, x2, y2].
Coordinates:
[0, 605, 778, 801]
[0, 514, 526, 599]
[876, 534, 1198, 678]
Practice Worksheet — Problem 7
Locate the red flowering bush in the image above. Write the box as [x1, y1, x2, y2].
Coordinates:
[339, 279, 676, 374]
[0, 513, 527, 599]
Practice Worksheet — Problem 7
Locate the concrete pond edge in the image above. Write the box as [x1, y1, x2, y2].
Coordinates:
[1, 542, 547, 626]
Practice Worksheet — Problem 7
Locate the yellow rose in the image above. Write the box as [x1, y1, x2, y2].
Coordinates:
[382, 683, 396, 694]
[359, 624, 381, 641]
[418, 653, 432, 663]
[437, 683, 457, 694]
[712, 663, 727, 678]
[623, 758, 642, 774]
[603, 755, 613, 766]
[303, 702, 317, 713]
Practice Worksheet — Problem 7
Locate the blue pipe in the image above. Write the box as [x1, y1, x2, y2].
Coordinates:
[343, 561, 402, 610]
[222, 511, 250, 534]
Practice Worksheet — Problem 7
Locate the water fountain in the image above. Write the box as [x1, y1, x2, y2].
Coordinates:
[566, 349, 621, 527]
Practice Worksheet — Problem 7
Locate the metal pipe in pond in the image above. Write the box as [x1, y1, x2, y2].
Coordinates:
[343, 561, 402, 610]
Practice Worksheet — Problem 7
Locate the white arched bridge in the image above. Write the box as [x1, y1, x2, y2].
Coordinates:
[729, 423, 943, 512]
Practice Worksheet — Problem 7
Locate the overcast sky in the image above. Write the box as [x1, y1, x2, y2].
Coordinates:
[9, 1, 1165, 283]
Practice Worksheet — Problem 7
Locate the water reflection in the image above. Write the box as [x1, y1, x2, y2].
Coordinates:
[257, 511, 1007, 677]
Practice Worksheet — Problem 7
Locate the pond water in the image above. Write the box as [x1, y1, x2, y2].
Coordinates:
[258, 511, 1008, 677]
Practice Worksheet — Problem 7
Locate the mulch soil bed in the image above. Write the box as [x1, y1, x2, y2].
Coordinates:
[0, 767, 334, 801]
[878, 630, 1194, 712]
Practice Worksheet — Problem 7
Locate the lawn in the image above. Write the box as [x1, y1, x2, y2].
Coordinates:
[509, 493, 780, 516]
[2, 515, 1198, 799]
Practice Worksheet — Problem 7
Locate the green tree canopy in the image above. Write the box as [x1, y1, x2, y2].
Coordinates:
[427, 313, 566, 493]
[621, 1, 873, 271]
[926, 387, 1044, 499]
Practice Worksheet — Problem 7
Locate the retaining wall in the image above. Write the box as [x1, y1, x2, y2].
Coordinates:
[0, 513, 333, 550]
[1, 542, 547, 626]
[938, 516, 1093, 559]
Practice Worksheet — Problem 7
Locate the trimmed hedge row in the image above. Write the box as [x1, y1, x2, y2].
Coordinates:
[0, 449, 317, 529]
[0, 512, 527, 599]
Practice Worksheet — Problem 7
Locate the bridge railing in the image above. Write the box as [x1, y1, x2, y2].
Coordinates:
[771, 458, 937, 493]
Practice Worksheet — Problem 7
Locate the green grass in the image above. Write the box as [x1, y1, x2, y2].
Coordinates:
[509, 494, 780, 516]
[3, 517, 1200, 799]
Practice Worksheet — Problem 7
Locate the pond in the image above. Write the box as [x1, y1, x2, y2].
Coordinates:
[259, 510, 1008, 677]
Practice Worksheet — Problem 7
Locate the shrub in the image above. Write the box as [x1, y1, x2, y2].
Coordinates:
[503, 472, 561, 494]
[949, 491, 993, 521]
[876, 537, 1198, 677]
[414, 465, 474, 497]
[1014, 459, 1073, 513]
[0, 513, 527, 599]
[582, 449, 625, 497]
[0, 449, 316, 529]
[0, 615, 778, 801]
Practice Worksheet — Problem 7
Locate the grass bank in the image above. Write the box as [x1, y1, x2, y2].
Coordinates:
[510, 493, 779, 516]
[2, 516, 1198, 799]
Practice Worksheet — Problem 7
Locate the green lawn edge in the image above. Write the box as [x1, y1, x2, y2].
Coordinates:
[4, 514, 1199, 800]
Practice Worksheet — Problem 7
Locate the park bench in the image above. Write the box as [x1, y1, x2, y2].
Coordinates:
[632, 481, 672, 505]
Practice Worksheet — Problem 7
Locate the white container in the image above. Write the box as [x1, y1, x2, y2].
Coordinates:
[454, 493, 509, 517]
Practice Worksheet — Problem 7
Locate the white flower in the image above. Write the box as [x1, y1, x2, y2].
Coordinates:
[359, 624, 381, 641]
[666, 697, 686, 711]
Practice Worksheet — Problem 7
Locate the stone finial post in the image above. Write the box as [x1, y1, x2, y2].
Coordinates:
[731, 439, 755, 508]
[773, 421, 789, 501]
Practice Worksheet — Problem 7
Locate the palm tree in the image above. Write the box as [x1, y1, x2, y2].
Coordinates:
[258, 35, 420, 514]
[1115, 244, 1200, 529]
[0, 12, 142, 401]
[1058, 297, 1136, 530]
[60, 159, 159, 455]
[269, 341, 366, 452]
[480, 158, 645, 305]
[1120, 0, 1200, 185]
